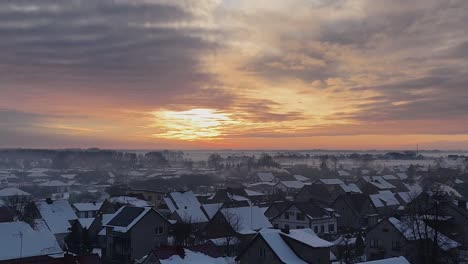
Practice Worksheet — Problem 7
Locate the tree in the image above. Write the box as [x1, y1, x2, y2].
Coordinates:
[220, 210, 242, 256]
[257, 154, 279, 168]
[144, 152, 169, 168]
[208, 153, 223, 170]
[402, 190, 459, 264]
[65, 221, 91, 254]
[4, 195, 37, 226]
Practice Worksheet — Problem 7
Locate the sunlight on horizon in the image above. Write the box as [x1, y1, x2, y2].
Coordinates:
[150, 108, 240, 141]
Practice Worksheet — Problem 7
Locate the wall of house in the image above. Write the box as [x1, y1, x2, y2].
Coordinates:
[365, 219, 407, 261]
[332, 197, 377, 230]
[238, 237, 283, 264]
[130, 210, 169, 261]
[282, 236, 331, 264]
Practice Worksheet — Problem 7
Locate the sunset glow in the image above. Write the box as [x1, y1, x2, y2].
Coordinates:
[1, 0, 468, 149]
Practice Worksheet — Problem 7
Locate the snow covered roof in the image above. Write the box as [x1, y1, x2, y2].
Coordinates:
[317, 179, 344, 185]
[455, 178, 464, 184]
[388, 217, 460, 251]
[256, 172, 275, 182]
[431, 184, 463, 198]
[357, 256, 410, 264]
[0, 220, 63, 261]
[370, 191, 400, 208]
[36, 199, 78, 234]
[293, 175, 310, 182]
[382, 175, 398, 180]
[201, 203, 223, 219]
[209, 237, 240, 246]
[110, 196, 153, 207]
[362, 176, 396, 190]
[27, 171, 49, 177]
[60, 174, 76, 180]
[174, 207, 208, 223]
[396, 172, 408, 180]
[39, 180, 70, 187]
[166, 191, 201, 213]
[73, 202, 103, 212]
[259, 229, 308, 264]
[282, 228, 334, 248]
[245, 182, 276, 187]
[339, 183, 362, 193]
[403, 183, 423, 194]
[338, 170, 351, 177]
[277, 181, 305, 189]
[0, 187, 30, 197]
[220, 206, 272, 234]
[104, 206, 153, 233]
[244, 189, 265, 196]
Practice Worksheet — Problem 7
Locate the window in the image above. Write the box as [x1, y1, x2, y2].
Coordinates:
[370, 239, 380, 248]
[382, 228, 389, 233]
[392, 240, 401, 250]
[259, 247, 266, 258]
[314, 226, 319, 233]
[285, 224, 290, 230]
[155, 226, 164, 235]
[284, 212, 290, 219]
[296, 213, 305, 221]
[328, 224, 335, 232]
[320, 225, 325, 233]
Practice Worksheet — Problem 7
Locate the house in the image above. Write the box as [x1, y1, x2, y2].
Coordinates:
[127, 189, 166, 207]
[358, 176, 396, 195]
[293, 175, 311, 182]
[236, 228, 333, 264]
[0, 220, 63, 262]
[444, 200, 468, 250]
[274, 181, 307, 196]
[296, 179, 361, 206]
[369, 191, 401, 216]
[109, 196, 154, 208]
[365, 217, 459, 263]
[253, 172, 277, 183]
[267, 202, 338, 236]
[244, 182, 277, 196]
[331, 193, 379, 230]
[204, 206, 272, 240]
[39, 180, 71, 194]
[103, 206, 171, 263]
[73, 202, 104, 218]
[158, 191, 211, 225]
[0, 187, 31, 201]
[356, 256, 410, 264]
[36, 199, 78, 247]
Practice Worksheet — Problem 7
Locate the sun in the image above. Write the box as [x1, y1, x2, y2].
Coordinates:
[150, 108, 239, 141]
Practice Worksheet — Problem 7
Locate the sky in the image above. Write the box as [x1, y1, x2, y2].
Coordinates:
[1, 0, 468, 150]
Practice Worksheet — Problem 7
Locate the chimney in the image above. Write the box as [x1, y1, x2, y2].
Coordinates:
[458, 200, 467, 209]
[46, 198, 53, 204]
[282, 225, 290, 234]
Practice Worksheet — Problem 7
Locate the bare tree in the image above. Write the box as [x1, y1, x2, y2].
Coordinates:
[220, 210, 242, 256]
[5, 195, 36, 227]
[402, 190, 459, 264]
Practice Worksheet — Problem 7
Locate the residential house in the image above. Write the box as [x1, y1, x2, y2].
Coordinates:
[204, 206, 272, 241]
[0, 187, 31, 202]
[267, 202, 338, 236]
[236, 228, 333, 264]
[73, 202, 103, 218]
[358, 176, 396, 195]
[244, 182, 277, 196]
[127, 189, 166, 207]
[296, 179, 362, 206]
[103, 206, 170, 263]
[36, 199, 78, 247]
[252, 172, 277, 183]
[0, 220, 63, 262]
[274, 181, 307, 196]
[369, 191, 401, 216]
[206, 188, 260, 206]
[331, 193, 379, 230]
[365, 217, 459, 263]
